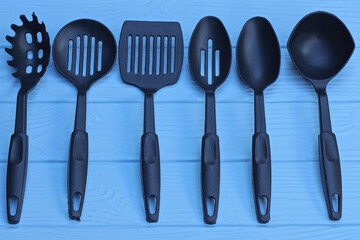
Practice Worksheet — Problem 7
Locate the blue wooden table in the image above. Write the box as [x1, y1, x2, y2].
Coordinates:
[2, 0, 360, 239]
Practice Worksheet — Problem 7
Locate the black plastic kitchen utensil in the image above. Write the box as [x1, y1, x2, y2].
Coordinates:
[52, 19, 116, 220]
[188, 16, 231, 224]
[119, 21, 183, 223]
[287, 11, 355, 220]
[5, 13, 50, 224]
[236, 17, 280, 224]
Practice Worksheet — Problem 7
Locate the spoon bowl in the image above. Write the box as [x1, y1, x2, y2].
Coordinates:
[53, 19, 116, 91]
[189, 16, 232, 92]
[236, 17, 280, 92]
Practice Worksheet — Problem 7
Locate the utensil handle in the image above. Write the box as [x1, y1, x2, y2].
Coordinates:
[318, 92, 342, 220]
[7, 133, 28, 224]
[253, 92, 271, 223]
[68, 130, 88, 220]
[201, 133, 220, 224]
[252, 132, 271, 223]
[68, 92, 88, 220]
[142, 93, 160, 223]
[7, 89, 28, 224]
[201, 92, 220, 224]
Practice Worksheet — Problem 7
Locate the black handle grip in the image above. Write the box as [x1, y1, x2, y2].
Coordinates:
[318, 132, 342, 220]
[252, 132, 271, 223]
[201, 133, 220, 224]
[68, 130, 88, 220]
[6, 133, 28, 224]
[141, 132, 160, 223]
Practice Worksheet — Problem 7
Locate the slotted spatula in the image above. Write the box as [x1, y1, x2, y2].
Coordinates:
[53, 19, 116, 220]
[119, 21, 184, 222]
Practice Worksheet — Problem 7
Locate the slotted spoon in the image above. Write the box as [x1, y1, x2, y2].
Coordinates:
[52, 19, 116, 220]
[188, 16, 232, 224]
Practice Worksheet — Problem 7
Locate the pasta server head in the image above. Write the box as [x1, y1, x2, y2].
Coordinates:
[6, 13, 50, 91]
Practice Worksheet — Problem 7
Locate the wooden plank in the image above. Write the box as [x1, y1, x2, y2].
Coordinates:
[0, 49, 359, 103]
[3, 225, 360, 240]
[0, 161, 360, 226]
[0, 101, 358, 163]
[1, 0, 360, 46]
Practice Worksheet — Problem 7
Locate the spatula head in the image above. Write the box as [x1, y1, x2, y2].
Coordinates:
[52, 19, 116, 91]
[287, 11, 355, 83]
[188, 16, 232, 92]
[6, 13, 50, 91]
[236, 17, 281, 92]
[119, 21, 184, 93]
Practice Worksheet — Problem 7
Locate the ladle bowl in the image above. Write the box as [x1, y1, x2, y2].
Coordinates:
[288, 11, 355, 85]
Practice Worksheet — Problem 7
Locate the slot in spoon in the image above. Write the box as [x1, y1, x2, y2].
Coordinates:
[53, 19, 116, 220]
[189, 16, 232, 224]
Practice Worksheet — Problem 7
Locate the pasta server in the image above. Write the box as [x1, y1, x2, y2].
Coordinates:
[5, 13, 50, 224]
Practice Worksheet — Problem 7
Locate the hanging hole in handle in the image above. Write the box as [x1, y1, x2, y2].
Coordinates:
[206, 196, 216, 217]
[331, 193, 339, 213]
[258, 196, 268, 215]
[147, 195, 157, 214]
[73, 192, 82, 211]
[8, 196, 19, 216]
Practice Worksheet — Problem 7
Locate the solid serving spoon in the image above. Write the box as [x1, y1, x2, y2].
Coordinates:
[189, 16, 232, 224]
[53, 19, 116, 220]
[236, 16, 281, 223]
[287, 11, 355, 220]
[5, 13, 50, 224]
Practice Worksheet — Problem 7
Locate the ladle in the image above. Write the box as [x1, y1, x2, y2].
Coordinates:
[287, 11, 355, 220]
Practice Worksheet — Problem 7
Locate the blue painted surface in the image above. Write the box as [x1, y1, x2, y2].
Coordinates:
[1, 0, 360, 239]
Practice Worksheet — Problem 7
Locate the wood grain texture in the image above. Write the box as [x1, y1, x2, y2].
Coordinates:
[4, 226, 360, 240]
[1, 0, 360, 239]
[1, 0, 360, 46]
[0, 102, 358, 163]
[1, 161, 360, 227]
